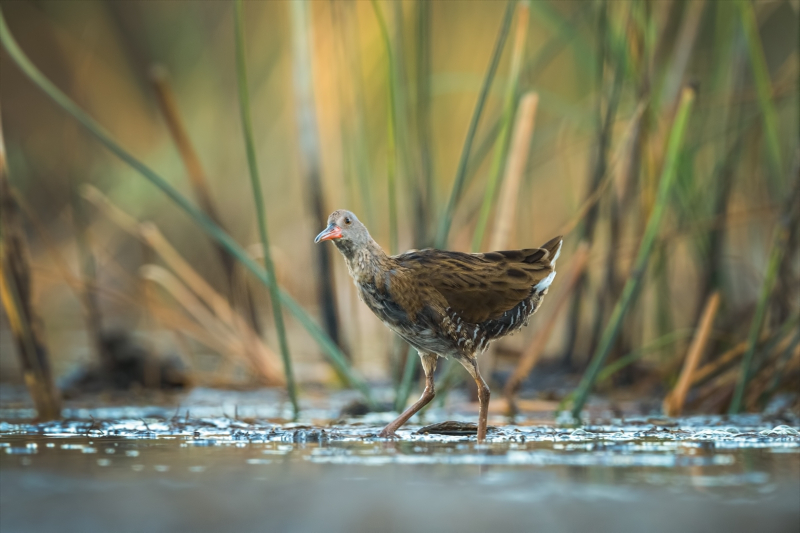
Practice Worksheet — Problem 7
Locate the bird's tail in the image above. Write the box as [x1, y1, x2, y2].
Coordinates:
[540, 235, 563, 268]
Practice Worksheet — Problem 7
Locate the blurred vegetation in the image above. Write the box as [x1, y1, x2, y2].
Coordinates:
[0, 0, 797, 418]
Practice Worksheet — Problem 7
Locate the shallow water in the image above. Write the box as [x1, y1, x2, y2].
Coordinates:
[1, 388, 799, 533]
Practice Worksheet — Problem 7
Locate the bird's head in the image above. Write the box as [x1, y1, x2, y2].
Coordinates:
[314, 209, 371, 251]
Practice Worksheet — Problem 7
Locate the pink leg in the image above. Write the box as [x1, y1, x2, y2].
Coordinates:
[456, 354, 490, 443]
[379, 353, 437, 438]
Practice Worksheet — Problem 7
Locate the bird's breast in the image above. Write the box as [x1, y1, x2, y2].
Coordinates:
[356, 280, 409, 330]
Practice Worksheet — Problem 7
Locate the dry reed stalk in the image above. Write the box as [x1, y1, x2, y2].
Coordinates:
[149, 67, 218, 219]
[81, 185, 283, 382]
[150, 66, 263, 334]
[660, 0, 706, 107]
[140, 228, 284, 384]
[689, 326, 784, 387]
[141, 265, 284, 385]
[140, 226, 284, 382]
[82, 186, 232, 326]
[472, 0, 531, 251]
[13, 193, 88, 303]
[690, 343, 746, 386]
[503, 241, 590, 414]
[146, 300, 235, 356]
[140, 265, 236, 351]
[140, 223, 234, 326]
[489, 92, 539, 252]
[662, 291, 720, 416]
[292, 1, 343, 352]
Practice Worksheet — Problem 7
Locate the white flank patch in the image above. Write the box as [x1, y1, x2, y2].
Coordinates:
[535, 271, 556, 291]
[550, 240, 563, 267]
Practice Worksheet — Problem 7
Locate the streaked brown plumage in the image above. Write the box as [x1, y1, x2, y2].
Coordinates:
[315, 209, 562, 441]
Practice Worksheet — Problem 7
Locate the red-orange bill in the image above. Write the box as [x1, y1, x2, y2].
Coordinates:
[314, 224, 342, 243]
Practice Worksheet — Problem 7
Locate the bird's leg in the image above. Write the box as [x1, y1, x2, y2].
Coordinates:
[456, 354, 491, 443]
[379, 352, 437, 438]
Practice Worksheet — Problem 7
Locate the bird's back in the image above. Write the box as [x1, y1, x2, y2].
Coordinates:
[390, 236, 562, 354]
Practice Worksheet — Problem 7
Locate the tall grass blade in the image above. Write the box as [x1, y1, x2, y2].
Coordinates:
[489, 91, 538, 251]
[371, 0, 400, 254]
[471, 1, 530, 252]
[435, 0, 514, 248]
[738, 0, 784, 186]
[397, 1, 514, 411]
[569, 87, 696, 419]
[414, 0, 434, 246]
[729, 163, 800, 413]
[395, 344, 417, 413]
[0, 8, 377, 409]
[234, 0, 297, 416]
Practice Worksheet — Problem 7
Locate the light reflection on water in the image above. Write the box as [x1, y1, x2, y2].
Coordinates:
[0, 391, 798, 532]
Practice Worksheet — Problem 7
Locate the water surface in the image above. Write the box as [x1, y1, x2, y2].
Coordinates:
[1, 388, 798, 533]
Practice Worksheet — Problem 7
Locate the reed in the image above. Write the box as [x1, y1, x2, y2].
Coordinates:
[489, 92, 539, 251]
[0, 113, 61, 420]
[471, 0, 530, 252]
[150, 65, 263, 336]
[371, 0, 399, 255]
[738, 0, 784, 188]
[569, 87, 696, 419]
[729, 165, 800, 413]
[434, 0, 515, 248]
[291, 1, 344, 355]
[663, 292, 720, 417]
[235, 0, 298, 416]
[0, 9, 377, 409]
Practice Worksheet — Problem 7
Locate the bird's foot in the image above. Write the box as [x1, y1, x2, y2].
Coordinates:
[377, 428, 399, 439]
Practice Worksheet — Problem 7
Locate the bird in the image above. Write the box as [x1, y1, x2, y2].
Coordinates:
[315, 209, 562, 442]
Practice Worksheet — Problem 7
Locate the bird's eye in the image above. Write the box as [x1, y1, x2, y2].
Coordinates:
[344, 217, 352, 225]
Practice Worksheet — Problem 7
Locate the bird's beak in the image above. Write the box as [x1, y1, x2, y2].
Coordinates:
[314, 223, 343, 243]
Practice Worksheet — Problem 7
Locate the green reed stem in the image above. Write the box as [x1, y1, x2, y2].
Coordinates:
[393, 1, 514, 412]
[0, 8, 377, 409]
[371, 0, 399, 255]
[471, 0, 529, 252]
[557, 329, 692, 412]
[738, 0, 783, 186]
[569, 87, 696, 419]
[435, 1, 515, 248]
[234, 0, 299, 418]
[729, 225, 790, 414]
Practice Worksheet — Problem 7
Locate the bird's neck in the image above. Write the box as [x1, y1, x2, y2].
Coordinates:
[336, 239, 390, 283]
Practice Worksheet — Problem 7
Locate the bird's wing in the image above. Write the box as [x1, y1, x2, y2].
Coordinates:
[394, 236, 562, 324]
